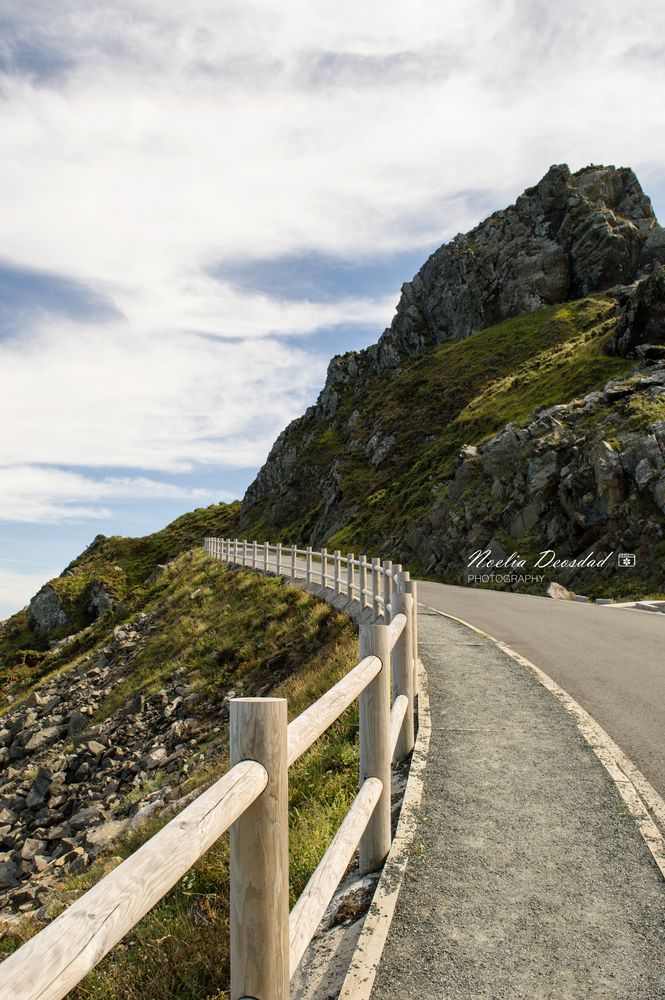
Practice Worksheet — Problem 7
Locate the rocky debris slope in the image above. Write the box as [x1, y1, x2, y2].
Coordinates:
[0, 613, 223, 920]
[406, 363, 665, 592]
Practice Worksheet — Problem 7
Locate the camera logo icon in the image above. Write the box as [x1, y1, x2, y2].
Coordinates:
[617, 552, 636, 568]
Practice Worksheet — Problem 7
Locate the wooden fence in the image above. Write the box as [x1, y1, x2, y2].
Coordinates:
[2, 538, 418, 1000]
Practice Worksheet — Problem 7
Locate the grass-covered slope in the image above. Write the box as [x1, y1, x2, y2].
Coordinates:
[0, 501, 241, 681]
[0, 549, 360, 1000]
[242, 295, 634, 552]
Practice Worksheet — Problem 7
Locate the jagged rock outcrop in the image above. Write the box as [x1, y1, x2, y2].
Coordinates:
[358, 162, 662, 378]
[242, 163, 664, 528]
[27, 586, 68, 636]
[612, 265, 665, 356]
[405, 365, 665, 589]
[86, 580, 117, 621]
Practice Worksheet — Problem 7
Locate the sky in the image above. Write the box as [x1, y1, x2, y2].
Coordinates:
[1, 0, 665, 619]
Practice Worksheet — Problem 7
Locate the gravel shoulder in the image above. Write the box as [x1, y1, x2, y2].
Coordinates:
[371, 610, 665, 1000]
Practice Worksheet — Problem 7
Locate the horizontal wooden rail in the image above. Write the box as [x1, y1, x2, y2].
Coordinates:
[389, 695, 409, 757]
[1, 760, 267, 1000]
[387, 612, 407, 649]
[287, 655, 382, 766]
[289, 777, 382, 977]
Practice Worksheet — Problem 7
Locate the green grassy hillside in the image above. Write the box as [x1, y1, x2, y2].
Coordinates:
[0, 548, 360, 1000]
[243, 295, 634, 553]
[0, 501, 241, 683]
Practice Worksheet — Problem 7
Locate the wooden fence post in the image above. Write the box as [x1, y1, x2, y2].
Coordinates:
[408, 578, 418, 667]
[346, 553, 354, 600]
[291, 544, 297, 579]
[242, 539, 247, 565]
[276, 542, 282, 575]
[382, 560, 393, 623]
[359, 556, 368, 610]
[334, 550, 341, 595]
[392, 576, 415, 761]
[306, 546, 312, 584]
[264, 541, 269, 572]
[230, 698, 289, 1000]
[252, 540, 257, 569]
[358, 623, 391, 873]
[371, 557, 381, 621]
[232, 538, 237, 563]
[321, 547, 328, 587]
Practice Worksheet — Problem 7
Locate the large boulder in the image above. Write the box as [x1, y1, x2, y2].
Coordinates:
[27, 584, 67, 636]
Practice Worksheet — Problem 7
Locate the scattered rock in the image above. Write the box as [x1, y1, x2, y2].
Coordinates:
[23, 727, 62, 753]
[0, 605, 221, 919]
[84, 819, 129, 848]
[0, 860, 20, 888]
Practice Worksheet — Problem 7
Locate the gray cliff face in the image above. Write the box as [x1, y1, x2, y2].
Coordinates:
[241, 163, 665, 544]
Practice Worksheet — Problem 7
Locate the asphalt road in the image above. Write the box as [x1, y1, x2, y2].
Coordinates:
[418, 581, 665, 802]
[372, 612, 665, 1000]
[231, 549, 665, 804]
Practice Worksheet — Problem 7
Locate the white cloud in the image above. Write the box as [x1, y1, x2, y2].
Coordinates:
[1, 0, 665, 528]
[2, 0, 664, 289]
[0, 465, 225, 522]
[0, 566, 61, 620]
[0, 320, 330, 473]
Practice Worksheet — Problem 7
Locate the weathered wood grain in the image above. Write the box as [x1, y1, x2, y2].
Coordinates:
[359, 623, 391, 873]
[230, 698, 289, 1000]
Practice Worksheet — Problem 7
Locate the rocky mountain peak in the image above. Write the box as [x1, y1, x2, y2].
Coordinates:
[240, 164, 665, 589]
[323, 163, 663, 394]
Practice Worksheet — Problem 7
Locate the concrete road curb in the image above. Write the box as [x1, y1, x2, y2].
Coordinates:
[427, 605, 665, 882]
[337, 652, 432, 1000]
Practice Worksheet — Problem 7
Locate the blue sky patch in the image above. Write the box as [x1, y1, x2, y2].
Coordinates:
[0, 260, 122, 334]
[210, 246, 438, 304]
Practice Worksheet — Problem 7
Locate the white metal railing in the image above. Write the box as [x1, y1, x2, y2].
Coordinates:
[2, 538, 418, 1000]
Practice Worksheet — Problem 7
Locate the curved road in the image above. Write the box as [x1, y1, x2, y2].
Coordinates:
[418, 581, 665, 801]
[224, 547, 665, 804]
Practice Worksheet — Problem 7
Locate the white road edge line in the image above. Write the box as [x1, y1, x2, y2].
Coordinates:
[425, 604, 665, 881]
